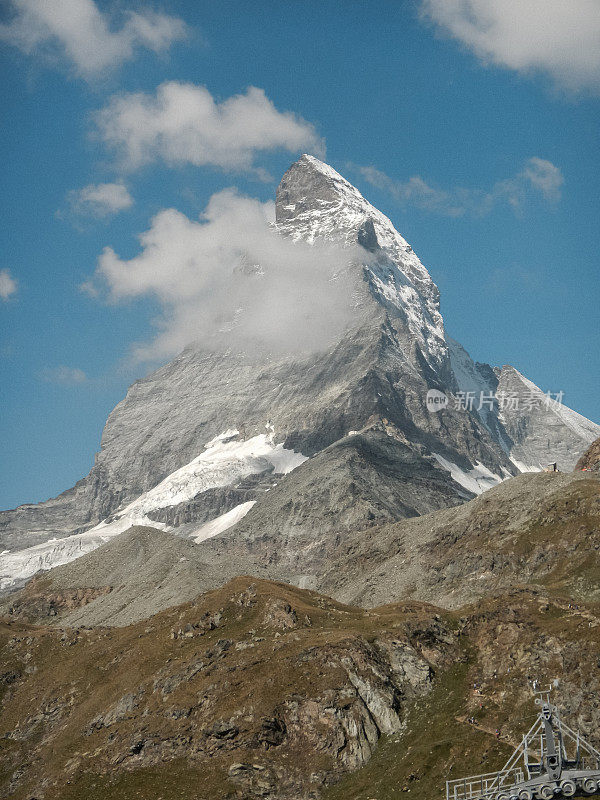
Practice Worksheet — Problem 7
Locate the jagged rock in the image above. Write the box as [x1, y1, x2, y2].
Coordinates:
[4, 576, 600, 798]
[0, 577, 459, 799]
[85, 690, 144, 734]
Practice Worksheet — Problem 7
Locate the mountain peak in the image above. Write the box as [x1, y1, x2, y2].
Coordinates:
[296, 153, 354, 184]
[275, 156, 445, 361]
[275, 153, 364, 228]
[275, 155, 416, 265]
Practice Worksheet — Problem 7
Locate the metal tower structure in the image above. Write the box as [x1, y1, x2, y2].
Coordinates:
[446, 685, 600, 800]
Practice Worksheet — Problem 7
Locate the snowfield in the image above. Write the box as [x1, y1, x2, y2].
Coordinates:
[0, 431, 307, 590]
[192, 501, 257, 543]
[432, 453, 506, 496]
[92, 428, 307, 528]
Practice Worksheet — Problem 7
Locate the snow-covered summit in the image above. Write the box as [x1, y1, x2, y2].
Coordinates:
[276, 155, 438, 306]
[276, 154, 446, 368]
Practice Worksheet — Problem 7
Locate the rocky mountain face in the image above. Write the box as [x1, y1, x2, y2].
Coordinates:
[0, 578, 458, 800]
[495, 365, 600, 472]
[320, 470, 600, 609]
[1, 410, 599, 800]
[6, 470, 599, 631]
[0, 155, 598, 592]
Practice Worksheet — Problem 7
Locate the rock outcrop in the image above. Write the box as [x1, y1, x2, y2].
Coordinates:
[576, 436, 600, 472]
[0, 578, 456, 800]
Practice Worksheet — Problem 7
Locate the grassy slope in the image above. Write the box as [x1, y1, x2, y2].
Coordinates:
[325, 590, 600, 800]
[0, 579, 458, 800]
[3, 582, 600, 800]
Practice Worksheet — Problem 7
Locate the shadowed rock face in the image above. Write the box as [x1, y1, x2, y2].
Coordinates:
[357, 218, 380, 252]
[5, 470, 598, 631]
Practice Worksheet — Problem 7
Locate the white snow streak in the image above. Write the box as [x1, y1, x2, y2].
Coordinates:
[509, 457, 542, 474]
[0, 516, 168, 592]
[433, 453, 505, 495]
[192, 501, 256, 543]
[99, 431, 306, 524]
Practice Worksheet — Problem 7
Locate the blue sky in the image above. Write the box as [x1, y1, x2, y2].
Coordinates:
[1, 0, 599, 509]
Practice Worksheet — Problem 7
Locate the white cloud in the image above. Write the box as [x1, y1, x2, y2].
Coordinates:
[94, 82, 325, 174]
[86, 189, 362, 362]
[521, 157, 564, 201]
[41, 366, 88, 385]
[356, 157, 563, 216]
[420, 0, 600, 91]
[0, 0, 187, 79]
[357, 167, 464, 217]
[68, 182, 133, 218]
[0, 269, 18, 301]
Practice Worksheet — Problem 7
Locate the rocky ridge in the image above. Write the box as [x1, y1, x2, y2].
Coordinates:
[0, 577, 456, 800]
[576, 436, 600, 472]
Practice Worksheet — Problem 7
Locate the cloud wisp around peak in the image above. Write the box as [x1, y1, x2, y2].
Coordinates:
[94, 82, 325, 175]
[85, 189, 362, 363]
[0, 0, 187, 80]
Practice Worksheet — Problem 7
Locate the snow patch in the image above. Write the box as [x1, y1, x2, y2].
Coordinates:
[433, 453, 505, 495]
[510, 457, 542, 473]
[192, 501, 256, 543]
[103, 431, 306, 523]
[0, 430, 307, 590]
[0, 515, 167, 591]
